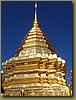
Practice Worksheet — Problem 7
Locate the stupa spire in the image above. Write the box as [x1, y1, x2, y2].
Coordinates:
[2, 2, 70, 96]
[33, 1, 38, 26]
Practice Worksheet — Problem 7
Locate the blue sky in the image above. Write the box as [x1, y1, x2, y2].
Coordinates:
[1, 1, 72, 83]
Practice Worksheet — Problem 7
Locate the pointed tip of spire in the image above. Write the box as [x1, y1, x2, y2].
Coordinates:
[35, 1, 37, 8]
[33, 1, 39, 27]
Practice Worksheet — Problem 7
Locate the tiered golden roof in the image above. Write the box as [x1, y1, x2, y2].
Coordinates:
[2, 2, 70, 96]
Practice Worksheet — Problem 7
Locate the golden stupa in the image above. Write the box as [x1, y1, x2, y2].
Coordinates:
[1, 2, 70, 96]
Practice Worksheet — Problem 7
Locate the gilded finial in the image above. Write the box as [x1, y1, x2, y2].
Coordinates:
[33, 1, 38, 26]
